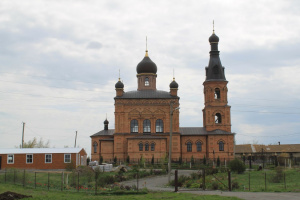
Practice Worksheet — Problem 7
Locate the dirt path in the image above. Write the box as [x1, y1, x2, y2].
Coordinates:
[120, 169, 300, 200]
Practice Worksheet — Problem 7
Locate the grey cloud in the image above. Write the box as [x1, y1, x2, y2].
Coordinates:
[86, 41, 103, 49]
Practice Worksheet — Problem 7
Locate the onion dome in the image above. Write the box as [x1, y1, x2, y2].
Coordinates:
[115, 78, 124, 89]
[209, 32, 219, 43]
[136, 50, 157, 74]
[104, 118, 109, 124]
[169, 78, 179, 89]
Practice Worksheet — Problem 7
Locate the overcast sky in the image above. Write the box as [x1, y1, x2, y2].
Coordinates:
[1, 0, 300, 155]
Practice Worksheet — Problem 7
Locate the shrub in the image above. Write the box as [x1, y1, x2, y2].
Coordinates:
[232, 181, 240, 189]
[179, 156, 182, 165]
[205, 168, 218, 175]
[126, 155, 130, 164]
[211, 181, 219, 190]
[191, 156, 195, 165]
[270, 167, 283, 183]
[65, 161, 75, 171]
[229, 159, 246, 174]
[191, 172, 202, 180]
[114, 156, 117, 164]
[169, 175, 189, 187]
[100, 156, 103, 164]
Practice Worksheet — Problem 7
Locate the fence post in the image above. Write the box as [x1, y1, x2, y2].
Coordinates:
[95, 174, 97, 195]
[48, 173, 50, 191]
[284, 173, 286, 189]
[137, 172, 139, 191]
[35, 172, 36, 189]
[265, 172, 267, 191]
[248, 172, 250, 191]
[61, 172, 63, 191]
[23, 169, 25, 188]
[174, 170, 178, 192]
[77, 172, 79, 192]
[203, 169, 206, 190]
[228, 170, 231, 191]
[14, 170, 16, 185]
[4, 169, 6, 183]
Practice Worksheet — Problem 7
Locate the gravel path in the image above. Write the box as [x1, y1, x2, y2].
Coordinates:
[120, 169, 300, 200]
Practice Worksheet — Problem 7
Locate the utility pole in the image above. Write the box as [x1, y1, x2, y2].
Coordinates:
[21, 122, 25, 148]
[74, 131, 77, 148]
[168, 102, 180, 183]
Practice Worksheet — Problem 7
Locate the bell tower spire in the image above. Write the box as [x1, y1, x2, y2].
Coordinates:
[203, 27, 231, 132]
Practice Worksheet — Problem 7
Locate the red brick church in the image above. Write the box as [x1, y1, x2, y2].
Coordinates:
[90, 30, 235, 163]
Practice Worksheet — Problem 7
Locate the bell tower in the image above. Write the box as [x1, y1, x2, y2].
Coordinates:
[202, 28, 231, 132]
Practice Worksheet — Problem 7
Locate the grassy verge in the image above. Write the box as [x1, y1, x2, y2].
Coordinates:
[0, 183, 242, 200]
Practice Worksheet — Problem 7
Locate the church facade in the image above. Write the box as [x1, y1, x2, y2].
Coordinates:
[90, 31, 235, 163]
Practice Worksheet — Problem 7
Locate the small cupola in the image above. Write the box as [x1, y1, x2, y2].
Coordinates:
[104, 118, 109, 130]
[169, 77, 179, 96]
[115, 77, 124, 97]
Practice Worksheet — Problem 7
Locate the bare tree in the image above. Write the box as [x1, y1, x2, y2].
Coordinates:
[18, 137, 50, 148]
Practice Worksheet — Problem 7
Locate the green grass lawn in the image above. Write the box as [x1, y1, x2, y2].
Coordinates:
[0, 183, 242, 200]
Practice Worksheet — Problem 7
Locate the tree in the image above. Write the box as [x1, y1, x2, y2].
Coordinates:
[151, 155, 154, 165]
[229, 159, 246, 174]
[217, 156, 220, 167]
[100, 156, 103, 164]
[19, 137, 50, 148]
[126, 155, 130, 164]
[114, 156, 117, 164]
[203, 155, 206, 165]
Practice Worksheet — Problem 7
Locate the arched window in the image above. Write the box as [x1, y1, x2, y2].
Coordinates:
[145, 143, 149, 151]
[196, 142, 202, 152]
[139, 143, 143, 151]
[187, 142, 192, 152]
[219, 141, 224, 151]
[145, 77, 149, 86]
[151, 143, 155, 151]
[215, 113, 222, 124]
[155, 119, 163, 133]
[214, 88, 220, 99]
[143, 119, 151, 133]
[93, 142, 98, 153]
[130, 119, 138, 133]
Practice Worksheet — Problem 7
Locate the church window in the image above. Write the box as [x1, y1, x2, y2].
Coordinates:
[151, 143, 155, 151]
[139, 143, 143, 151]
[219, 141, 224, 151]
[145, 77, 149, 86]
[196, 141, 202, 152]
[155, 119, 163, 133]
[215, 113, 222, 124]
[143, 119, 151, 133]
[93, 142, 98, 153]
[187, 142, 192, 152]
[145, 143, 149, 151]
[214, 88, 220, 99]
[131, 119, 138, 133]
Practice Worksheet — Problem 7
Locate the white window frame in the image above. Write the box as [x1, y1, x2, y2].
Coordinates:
[64, 154, 71, 163]
[26, 154, 33, 164]
[7, 154, 14, 164]
[45, 154, 52, 163]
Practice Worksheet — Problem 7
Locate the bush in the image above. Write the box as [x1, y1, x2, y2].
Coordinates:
[232, 181, 240, 189]
[205, 168, 218, 175]
[126, 155, 130, 164]
[211, 181, 219, 190]
[100, 156, 103, 164]
[229, 159, 246, 174]
[114, 156, 117, 164]
[270, 167, 283, 183]
[169, 175, 189, 187]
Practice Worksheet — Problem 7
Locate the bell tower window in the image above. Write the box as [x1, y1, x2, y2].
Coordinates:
[214, 88, 220, 99]
[145, 77, 149, 86]
[215, 113, 222, 124]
